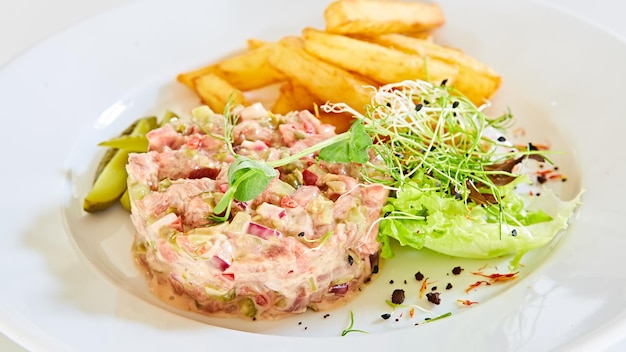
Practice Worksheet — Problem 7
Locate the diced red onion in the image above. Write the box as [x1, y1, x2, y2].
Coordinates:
[248, 222, 281, 239]
[209, 256, 230, 271]
[328, 283, 349, 295]
[234, 200, 249, 211]
[302, 169, 319, 186]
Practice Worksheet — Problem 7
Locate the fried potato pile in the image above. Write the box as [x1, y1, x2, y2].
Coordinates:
[177, 0, 501, 131]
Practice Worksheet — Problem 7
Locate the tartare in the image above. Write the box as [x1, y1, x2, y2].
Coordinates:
[126, 103, 387, 320]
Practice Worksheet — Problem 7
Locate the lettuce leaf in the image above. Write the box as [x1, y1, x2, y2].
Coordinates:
[377, 175, 582, 259]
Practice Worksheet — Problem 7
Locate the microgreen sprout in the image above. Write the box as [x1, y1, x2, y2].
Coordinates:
[300, 230, 333, 247]
[324, 79, 532, 200]
[423, 311, 452, 323]
[341, 311, 368, 336]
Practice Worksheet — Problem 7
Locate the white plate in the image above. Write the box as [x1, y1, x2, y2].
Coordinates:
[0, 0, 625, 350]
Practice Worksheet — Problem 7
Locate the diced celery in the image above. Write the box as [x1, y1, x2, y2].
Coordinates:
[227, 212, 251, 234]
[272, 179, 296, 196]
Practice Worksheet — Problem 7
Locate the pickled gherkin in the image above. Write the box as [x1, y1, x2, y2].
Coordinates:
[83, 117, 157, 212]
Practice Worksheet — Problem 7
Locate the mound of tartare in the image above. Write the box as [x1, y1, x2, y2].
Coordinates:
[126, 103, 387, 320]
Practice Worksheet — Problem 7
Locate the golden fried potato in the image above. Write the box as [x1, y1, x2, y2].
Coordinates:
[177, 44, 284, 92]
[364, 34, 501, 104]
[194, 73, 248, 113]
[213, 45, 285, 91]
[403, 31, 434, 41]
[177, 64, 218, 89]
[268, 40, 373, 113]
[246, 38, 270, 50]
[272, 80, 322, 115]
[324, 0, 445, 35]
[302, 28, 458, 87]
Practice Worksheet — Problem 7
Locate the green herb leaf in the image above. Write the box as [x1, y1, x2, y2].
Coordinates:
[228, 156, 279, 202]
[377, 175, 581, 259]
[318, 120, 372, 164]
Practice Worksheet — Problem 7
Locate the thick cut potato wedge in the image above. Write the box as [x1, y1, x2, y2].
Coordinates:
[178, 45, 284, 92]
[246, 38, 271, 50]
[268, 40, 373, 113]
[213, 45, 285, 91]
[177, 64, 218, 90]
[365, 34, 501, 104]
[403, 31, 433, 41]
[272, 80, 322, 115]
[194, 73, 248, 113]
[324, 0, 445, 35]
[302, 28, 458, 87]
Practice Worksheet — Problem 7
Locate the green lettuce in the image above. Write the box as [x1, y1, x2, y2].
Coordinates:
[377, 175, 582, 259]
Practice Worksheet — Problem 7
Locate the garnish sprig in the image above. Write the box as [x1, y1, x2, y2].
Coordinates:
[210, 79, 548, 224]
[209, 102, 371, 222]
[341, 311, 368, 336]
[322, 79, 540, 206]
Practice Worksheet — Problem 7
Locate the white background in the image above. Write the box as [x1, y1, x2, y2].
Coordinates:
[0, 0, 624, 350]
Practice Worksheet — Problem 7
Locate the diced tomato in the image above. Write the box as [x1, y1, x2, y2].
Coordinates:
[186, 137, 203, 149]
[280, 196, 298, 208]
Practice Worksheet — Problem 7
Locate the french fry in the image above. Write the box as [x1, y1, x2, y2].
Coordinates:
[177, 0, 504, 130]
[403, 31, 434, 41]
[272, 80, 322, 115]
[246, 38, 270, 50]
[177, 64, 218, 89]
[324, 0, 445, 35]
[302, 28, 458, 87]
[177, 44, 284, 92]
[268, 40, 373, 113]
[194, 73, 248, 113]
[364, 34, 501, 104]
[278, 35, 305, 48]
[213, 45, 285, 91]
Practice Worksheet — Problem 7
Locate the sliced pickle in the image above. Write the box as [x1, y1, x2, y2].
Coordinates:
[119, 189, 131, 211]
[83, 117, 157, 212]
[92, 148, 118, 184]
[237, 297, 257, 318]
[160, 110, 178, 126]
[92, 119, 138, 182]
[97, 135, 149, 152]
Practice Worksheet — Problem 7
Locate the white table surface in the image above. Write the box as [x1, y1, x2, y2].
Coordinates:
[0, 0, 624, 351]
